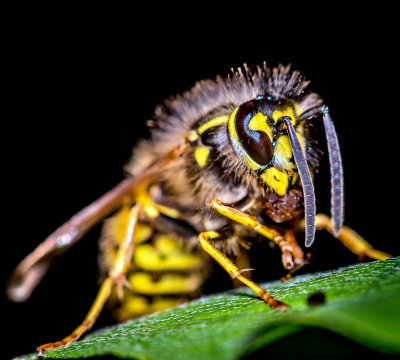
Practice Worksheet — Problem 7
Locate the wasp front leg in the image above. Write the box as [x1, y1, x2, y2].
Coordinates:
[37, 205, 141, 355]
[210, 199, 304, 270]
[279, 229, 311, 282]
[198, 230, 288, 310]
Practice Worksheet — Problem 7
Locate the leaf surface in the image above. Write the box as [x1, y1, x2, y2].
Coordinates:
[17, 258, 400, 360]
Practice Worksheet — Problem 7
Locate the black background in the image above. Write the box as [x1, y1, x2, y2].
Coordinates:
[2, 8, 399, 359]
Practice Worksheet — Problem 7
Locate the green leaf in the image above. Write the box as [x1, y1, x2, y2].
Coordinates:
[18, 258, 400, 360]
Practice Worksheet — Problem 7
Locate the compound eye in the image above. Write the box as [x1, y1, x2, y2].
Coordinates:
[234, 101, 274, 166]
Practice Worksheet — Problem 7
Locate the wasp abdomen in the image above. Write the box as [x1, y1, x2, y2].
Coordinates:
[99, 208, 209, 321]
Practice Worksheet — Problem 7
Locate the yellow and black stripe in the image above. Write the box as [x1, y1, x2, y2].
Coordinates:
[100, 207, 209, 321]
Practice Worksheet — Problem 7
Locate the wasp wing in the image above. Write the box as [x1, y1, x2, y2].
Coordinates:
[7, 144, 186, 302]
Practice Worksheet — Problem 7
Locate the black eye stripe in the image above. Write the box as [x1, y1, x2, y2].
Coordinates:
[234, 101, 273, 166]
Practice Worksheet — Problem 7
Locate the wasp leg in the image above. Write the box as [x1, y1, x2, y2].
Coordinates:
[37, 205, 140, 355]
[210, 199, 297, 270]
[233, 249, 252, 288]
[198, 230, 288, 311]
[280, 229, 310, 282]
[312, 214, 392, 261]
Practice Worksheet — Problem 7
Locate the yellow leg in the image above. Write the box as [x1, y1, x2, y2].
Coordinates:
[37, 205, 140, 355]
[280, 229, 310, 282]
[199, 230, 288, 311]
[210, 199, 300, 270]
[313, 214, 391, 260]
[232, 249, 252, 288]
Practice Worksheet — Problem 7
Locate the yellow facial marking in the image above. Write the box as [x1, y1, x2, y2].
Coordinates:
[261, 167, 289, 196]
[243, 156, 262, 170]
[194, 146, 210, 167]
[275, 135, 292, 159]
[198, 115, 228, 135]
[273, 128, 306, 171]
[248, 112, 273, 141]
[272, 107, 297, 126]
[273, 135, 293, 171]
[228, 106, 240, 143]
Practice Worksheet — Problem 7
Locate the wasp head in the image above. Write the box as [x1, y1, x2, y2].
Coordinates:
[227, 98, 307, 195]
[227, 96, 343, 247]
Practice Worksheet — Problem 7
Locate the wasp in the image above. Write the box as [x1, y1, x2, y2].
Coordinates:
[7, 63, 391, 355]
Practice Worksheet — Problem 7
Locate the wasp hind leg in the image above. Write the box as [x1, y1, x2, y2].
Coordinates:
[37, 205, 141, 355]
[312, 214, 392, 261]
[198, 230, 288, 311]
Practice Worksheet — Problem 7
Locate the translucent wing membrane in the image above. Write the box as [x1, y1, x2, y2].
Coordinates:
[282, 117, 316, 247]
[322, 108, 344, 237]
[7, 144, 186, 302]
